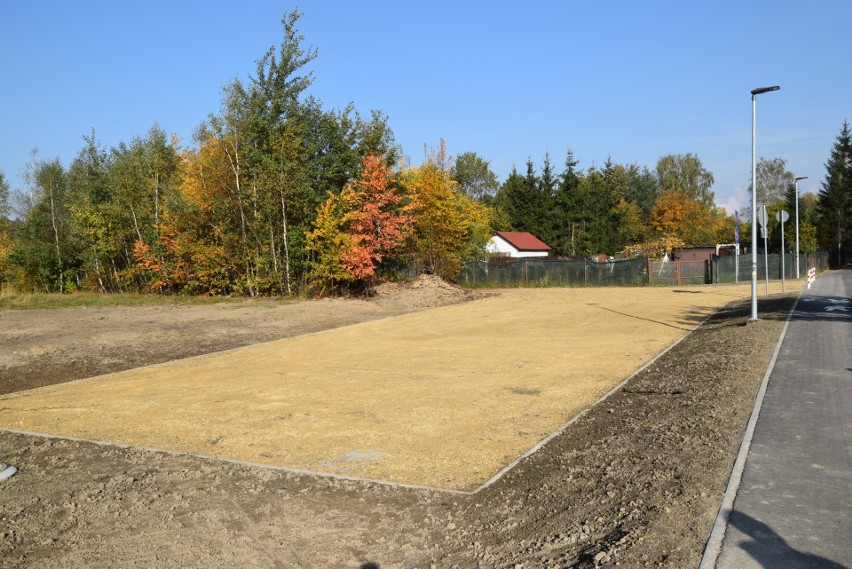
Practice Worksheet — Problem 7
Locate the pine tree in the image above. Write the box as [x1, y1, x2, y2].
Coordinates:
[553, 150, 582, 256]
[817, 120, 852, 266]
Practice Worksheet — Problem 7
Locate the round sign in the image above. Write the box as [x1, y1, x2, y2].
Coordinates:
[776, 210, 790, 223]
[757, 207, 768, 228]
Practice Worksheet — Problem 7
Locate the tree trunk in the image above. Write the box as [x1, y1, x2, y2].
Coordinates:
[47, 181, 64, 293]
[129, 204, 143, 242]
[280, 194, 292, 295]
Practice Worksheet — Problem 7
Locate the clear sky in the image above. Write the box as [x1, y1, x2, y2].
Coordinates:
[1, 1, 849, 215]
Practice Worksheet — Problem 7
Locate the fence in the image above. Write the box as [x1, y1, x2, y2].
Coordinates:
[459, 252, 830, 288]
[712, 251, 830, 283]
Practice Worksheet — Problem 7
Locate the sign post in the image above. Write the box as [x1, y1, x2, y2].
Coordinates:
[776, 209, 789, 292]
[758, 205, 769, 294]
[734, 210, 740, 283]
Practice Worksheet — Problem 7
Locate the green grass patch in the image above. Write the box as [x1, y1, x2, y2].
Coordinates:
[0, 286, 300, 311]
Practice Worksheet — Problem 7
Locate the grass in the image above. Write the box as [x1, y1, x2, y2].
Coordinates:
[0, 286, 300, 311]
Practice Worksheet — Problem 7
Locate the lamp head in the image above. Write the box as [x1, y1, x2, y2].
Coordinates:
[751, 85, 781, 95]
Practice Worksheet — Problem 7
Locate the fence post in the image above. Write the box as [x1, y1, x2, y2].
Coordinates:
[524, 259, 528, 284]
[647, 257, 652, 285]
[584, 258, 589, 287]
[676, 260, 681, 286]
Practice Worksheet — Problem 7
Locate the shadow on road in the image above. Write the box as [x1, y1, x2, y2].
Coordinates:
[729, 511, 849, 569]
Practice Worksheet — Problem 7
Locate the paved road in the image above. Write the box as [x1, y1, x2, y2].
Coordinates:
[707, 269, 852, 568]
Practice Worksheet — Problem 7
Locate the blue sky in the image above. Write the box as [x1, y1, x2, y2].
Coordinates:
[1, 1, 849, 215]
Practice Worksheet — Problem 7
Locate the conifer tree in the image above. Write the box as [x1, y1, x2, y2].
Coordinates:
[817, 120, 852, 266]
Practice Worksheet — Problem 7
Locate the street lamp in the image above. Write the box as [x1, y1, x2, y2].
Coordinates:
[750, 85, 780, 322]
[794, 176, 807, 279]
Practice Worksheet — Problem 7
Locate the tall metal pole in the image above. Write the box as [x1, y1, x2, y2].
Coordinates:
[794, 176, 807, 279]
[749, 86, 780, 322]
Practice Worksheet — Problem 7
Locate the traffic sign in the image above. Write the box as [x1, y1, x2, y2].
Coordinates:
[776, 210, 789, 223]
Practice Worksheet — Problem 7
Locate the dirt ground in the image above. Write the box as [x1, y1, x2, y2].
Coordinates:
[0, 277, 798, 568]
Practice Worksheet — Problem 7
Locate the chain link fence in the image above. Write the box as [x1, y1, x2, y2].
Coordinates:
[459, 252, 830, 288]
[711, 251, 830, 283]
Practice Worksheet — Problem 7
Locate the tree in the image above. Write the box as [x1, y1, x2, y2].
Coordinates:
[577, 166, 619, 255]
[497, 157, 553, 243]
[8, 157, 73, 292]
[188, 9, 398, 295]
[656, 153, 715, 206]
[536, 153, 558, 247]
[67, 131, 117, 292]
[817, 121, 852, 267]
[451, 152, 499, 203]
[553, 150, 583, 256]
[307, 155, 410, 291]
[623, 164, 658, 218]
[649, 189, 726, 247]
[109, 126, 182, 291]
[306, 189, 354, 293]
[753, 156, 794, 207]
[0, 170, 9, 220]
[0, 171, 11, 284]
[613, 198, 645, 246]
[401, 141, 491, 281]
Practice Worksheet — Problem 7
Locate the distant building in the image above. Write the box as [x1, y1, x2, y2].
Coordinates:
[486, 231, 551, 258]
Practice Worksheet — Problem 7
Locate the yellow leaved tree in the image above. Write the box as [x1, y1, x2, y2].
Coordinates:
[400, 141, 492, 281]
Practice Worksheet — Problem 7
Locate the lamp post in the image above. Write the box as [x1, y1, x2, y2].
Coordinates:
[750, 85, 780, 322]
[794, 176, 807, 279]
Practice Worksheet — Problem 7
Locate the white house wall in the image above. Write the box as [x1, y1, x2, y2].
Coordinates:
[486, 237, 549, 258]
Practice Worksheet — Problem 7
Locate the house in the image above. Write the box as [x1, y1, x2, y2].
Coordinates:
[486, 231, 552, 258]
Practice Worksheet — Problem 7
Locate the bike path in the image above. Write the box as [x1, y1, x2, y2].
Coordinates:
[705, 269, 851, 569]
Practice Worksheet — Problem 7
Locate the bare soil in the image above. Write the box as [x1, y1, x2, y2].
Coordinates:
[0, 278, 797, 568]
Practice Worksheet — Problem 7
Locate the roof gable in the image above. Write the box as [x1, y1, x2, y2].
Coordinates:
[494, 231, 551, 251]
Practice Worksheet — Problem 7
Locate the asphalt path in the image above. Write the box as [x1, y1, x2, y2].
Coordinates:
[704, 269, 851, 569]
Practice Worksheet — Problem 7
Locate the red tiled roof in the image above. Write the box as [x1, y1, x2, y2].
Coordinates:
[494, 231, 551, 251]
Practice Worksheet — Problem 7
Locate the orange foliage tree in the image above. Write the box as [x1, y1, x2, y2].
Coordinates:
[307, 155, 410, 292]
[127, 136, 238, 295]
[649, 189, 727, 247]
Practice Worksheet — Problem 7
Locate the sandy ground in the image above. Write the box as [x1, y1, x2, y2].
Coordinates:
[3, 284, 770, 492]
[0, 277, 801, 568]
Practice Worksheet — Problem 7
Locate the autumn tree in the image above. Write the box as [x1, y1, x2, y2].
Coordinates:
[401, 142, 492, 281]
[649, 189, 726, 247]
[186, 10, 398, 295]
[307, 155, 410, 292]
[306, 190, 353, 293]
[66, 132, 118, 292]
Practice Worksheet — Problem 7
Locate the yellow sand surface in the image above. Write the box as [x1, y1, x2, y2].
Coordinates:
[0, 283, 790, 491]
